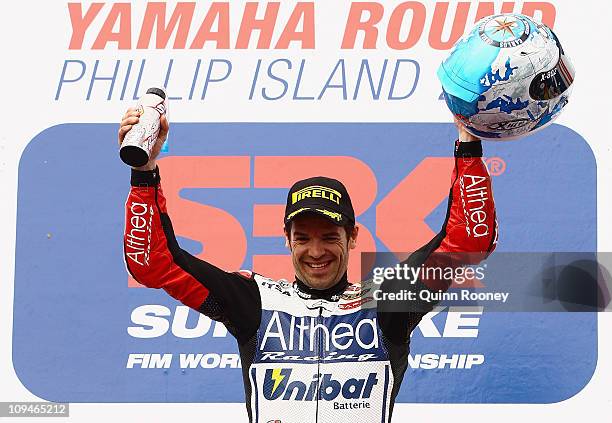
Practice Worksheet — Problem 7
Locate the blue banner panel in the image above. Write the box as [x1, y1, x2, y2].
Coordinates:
[14, 123, 596, 402]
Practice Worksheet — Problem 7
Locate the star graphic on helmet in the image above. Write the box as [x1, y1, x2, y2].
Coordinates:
[492, 17, 517, 38]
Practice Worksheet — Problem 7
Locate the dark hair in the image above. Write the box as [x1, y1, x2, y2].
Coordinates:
[284, 221, 356, 241]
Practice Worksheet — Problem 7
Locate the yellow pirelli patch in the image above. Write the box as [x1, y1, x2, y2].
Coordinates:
[291, 186, 342, 205]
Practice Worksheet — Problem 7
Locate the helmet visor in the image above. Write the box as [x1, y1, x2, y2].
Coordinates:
[529, 32, 575, 101]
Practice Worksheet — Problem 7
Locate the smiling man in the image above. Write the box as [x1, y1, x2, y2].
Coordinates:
[284, 176, 358, 291]
[120, 111, 497, 423]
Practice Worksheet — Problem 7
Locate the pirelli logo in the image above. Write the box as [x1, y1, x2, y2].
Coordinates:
[291, 186, 341, 205]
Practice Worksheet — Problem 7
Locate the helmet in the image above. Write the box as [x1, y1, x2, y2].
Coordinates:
[437, 14, 575, 140]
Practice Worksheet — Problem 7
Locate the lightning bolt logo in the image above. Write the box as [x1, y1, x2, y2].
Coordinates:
[270, 368, 286, 395]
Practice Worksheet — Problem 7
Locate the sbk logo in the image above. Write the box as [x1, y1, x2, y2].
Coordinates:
[128, 156, 455, 285]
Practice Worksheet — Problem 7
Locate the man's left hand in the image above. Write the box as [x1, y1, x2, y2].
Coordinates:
[454, 117, 480, 142]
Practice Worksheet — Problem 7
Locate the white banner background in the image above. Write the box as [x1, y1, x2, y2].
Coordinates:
[1, 0, 610, 421]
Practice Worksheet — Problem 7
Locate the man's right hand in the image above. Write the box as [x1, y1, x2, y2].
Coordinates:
[118, 107, 169, 171]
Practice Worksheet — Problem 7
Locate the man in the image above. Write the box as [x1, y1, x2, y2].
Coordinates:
[119, 111, 497, 423]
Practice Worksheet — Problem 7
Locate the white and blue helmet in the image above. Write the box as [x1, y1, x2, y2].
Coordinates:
[438, 14, 575, 140]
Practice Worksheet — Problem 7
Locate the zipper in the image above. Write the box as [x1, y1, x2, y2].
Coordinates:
[315, 305, 323, 423]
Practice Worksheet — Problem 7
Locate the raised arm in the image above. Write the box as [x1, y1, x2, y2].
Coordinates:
[419, 137, 497, 264]
[119, 109, 260, 343]
[378, 124, 498, 344]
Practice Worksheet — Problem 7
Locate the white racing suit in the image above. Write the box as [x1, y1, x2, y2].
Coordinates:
[124, 141, 497, 422]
